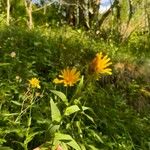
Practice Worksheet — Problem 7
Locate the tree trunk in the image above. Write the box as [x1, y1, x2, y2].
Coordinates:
[82, 0, 90, 28]
[6, 0, 10, 25]
[24, 0, 33, 29]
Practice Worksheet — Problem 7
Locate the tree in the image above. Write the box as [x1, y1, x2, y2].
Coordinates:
[24, 0, 34, 29]
[6, 0, 10, 25]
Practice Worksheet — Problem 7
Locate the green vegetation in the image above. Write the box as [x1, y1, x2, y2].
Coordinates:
[0, 0, 150, 150]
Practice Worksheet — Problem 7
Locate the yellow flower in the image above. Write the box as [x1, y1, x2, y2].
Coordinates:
[90, 52, 112, 75]
[28, 78, 41, 89]
[53, 67, 80, 86]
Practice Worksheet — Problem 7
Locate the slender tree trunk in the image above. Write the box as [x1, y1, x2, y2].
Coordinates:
[75, 0, 79, 26]
[89, 0, 101, 29]
[6, 0, 10, 25]
[144, 0, 150, 32]
[43, 3, 47, 15]
[28, 1, 33, 29]
[127, 0, 133, 24]
[24, 0, 33, 29]
[82, 0, 90, 28]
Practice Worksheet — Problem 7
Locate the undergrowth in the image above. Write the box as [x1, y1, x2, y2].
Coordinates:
[0, 25, 150, 150]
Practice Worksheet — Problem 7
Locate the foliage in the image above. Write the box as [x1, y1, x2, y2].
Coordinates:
[0, 24, 150, 150]
[0, 1, 150, 149]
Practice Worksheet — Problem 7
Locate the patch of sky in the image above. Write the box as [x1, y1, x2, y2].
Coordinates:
[32, 0, 39, 3]
[32, 0, 114, 14]
[99, 0, 114, 13]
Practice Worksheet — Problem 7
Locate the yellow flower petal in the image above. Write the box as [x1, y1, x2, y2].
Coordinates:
[53, 78, 64, 84]
[89, 52, 112, 76]
[53, 67, 80, 87]
[28, 78, 41, 89]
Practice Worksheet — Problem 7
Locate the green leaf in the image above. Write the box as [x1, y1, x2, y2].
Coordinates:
[0, 139, 6, 145]
[51, 138, 60, 150]
[82, 112, 95, 123]
[49, 125, 60, 134]
[2, 113, 18, 117]
[75, 121, 82, 135]
[50, 90, 68, 105]
[64, 105, 80, 116]
[50, 98, 61, 123]
[11, 100, 22, 106]
[61, 142, 69, 150]
[82, 106, 92, 111]
[88, 145, 99, 150]
[89, 129, 104, 143]
[54, 133, 81, 150]
[24, 131, 42, 145]
[82, 106, 96, 116]
[79, 144, 86, 150]
[75, 76, 84, 95]
[0, 146, 13, 150]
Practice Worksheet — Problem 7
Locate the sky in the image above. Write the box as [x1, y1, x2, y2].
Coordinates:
[32, 0, 113, 13]
[99, 0, 114, 13]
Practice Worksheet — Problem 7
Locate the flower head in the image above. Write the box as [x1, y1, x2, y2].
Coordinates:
[10, 52, 16, 58]
[53, 67, 80, 86]
[28, 78, 40, 89]
[90, 52, 112, 75]
[16, 75, 22, 83]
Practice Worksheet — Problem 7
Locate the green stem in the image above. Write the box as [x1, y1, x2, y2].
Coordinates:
[69, 75, 94, 105]
[24, 89, 35, 150]
[65, 86, 68, 97]
[15, 89, 30, 123]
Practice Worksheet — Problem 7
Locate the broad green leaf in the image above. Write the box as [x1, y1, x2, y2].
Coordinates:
[61, 142, 69, 150]
[50, 98, 61, 123]
[49, 125, 60, 134]
[79, 144, 86, 150]
[51, 138, 60, 150]
[54, 133, 81, 150]
[50, 90, 68, 105]
[64, 105, 80, 116]
[0, 146, 13, 150]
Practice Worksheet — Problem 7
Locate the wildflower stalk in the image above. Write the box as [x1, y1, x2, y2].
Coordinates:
[24, 89, 35, 150]
[15, 89, 31, 123]
[65, 86, 68, 97]
[69, 74, 94, 105]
